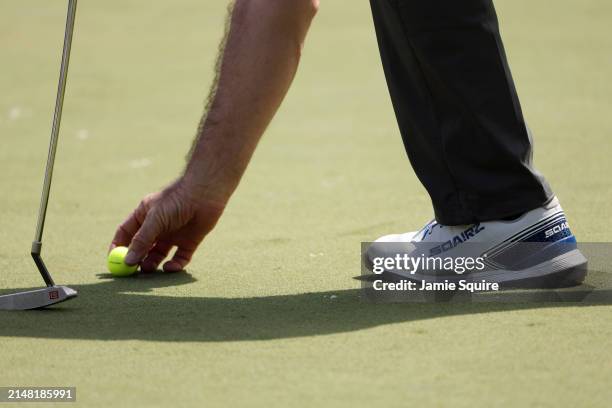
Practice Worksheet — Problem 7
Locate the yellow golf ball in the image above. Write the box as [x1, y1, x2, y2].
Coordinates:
[107, 246, 138, 277]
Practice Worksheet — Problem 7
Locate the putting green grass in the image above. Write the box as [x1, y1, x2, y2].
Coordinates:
[1, 1, 611, 406]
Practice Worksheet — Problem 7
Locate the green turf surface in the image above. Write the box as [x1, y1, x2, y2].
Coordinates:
[1, 1, 611, 406]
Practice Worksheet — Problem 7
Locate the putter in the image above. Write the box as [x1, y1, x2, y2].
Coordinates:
[0, 0, 79, 310]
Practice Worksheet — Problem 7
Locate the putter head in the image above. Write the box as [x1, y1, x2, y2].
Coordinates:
[0, 286, 77, 311]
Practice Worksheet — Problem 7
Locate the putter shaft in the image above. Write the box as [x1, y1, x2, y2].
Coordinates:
[31, 0, 78, 288]
[33, 0, 78, 247]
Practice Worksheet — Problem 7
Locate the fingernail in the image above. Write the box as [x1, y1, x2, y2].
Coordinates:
[125, 251, 138, 265]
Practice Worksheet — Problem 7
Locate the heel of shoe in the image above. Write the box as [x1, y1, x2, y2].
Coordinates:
[504, 262, 588, 289]
[501, 250, 588, 289]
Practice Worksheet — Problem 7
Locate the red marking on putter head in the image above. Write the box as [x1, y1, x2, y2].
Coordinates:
[49, 290, 59, 300]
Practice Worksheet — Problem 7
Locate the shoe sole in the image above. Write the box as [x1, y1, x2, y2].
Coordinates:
[367, 249, 588, 290]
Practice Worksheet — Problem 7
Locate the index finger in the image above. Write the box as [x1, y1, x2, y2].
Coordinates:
[109, 203, 147, 252]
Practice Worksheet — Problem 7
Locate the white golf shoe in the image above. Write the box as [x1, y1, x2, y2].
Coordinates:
[366, 197, 588, 288]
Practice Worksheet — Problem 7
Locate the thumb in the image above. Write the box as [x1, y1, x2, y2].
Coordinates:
[125, 210, 164, 265]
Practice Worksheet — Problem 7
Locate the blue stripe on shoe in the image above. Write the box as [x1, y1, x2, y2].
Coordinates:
[483, 217, 578, 270]
[485, 212, 566, 258]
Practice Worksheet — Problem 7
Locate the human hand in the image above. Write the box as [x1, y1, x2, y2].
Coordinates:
[110, 178, 224, 272]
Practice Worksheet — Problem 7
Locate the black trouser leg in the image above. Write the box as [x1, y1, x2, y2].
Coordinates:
[369, 0, 552, 225]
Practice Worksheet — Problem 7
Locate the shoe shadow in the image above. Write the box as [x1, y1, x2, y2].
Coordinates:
[1, 269, 611, 343]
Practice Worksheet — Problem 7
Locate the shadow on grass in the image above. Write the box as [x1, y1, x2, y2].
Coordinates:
[0, 270, 611, 342]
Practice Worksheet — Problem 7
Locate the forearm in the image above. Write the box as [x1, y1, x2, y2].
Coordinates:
[183, 0, 318, 205]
